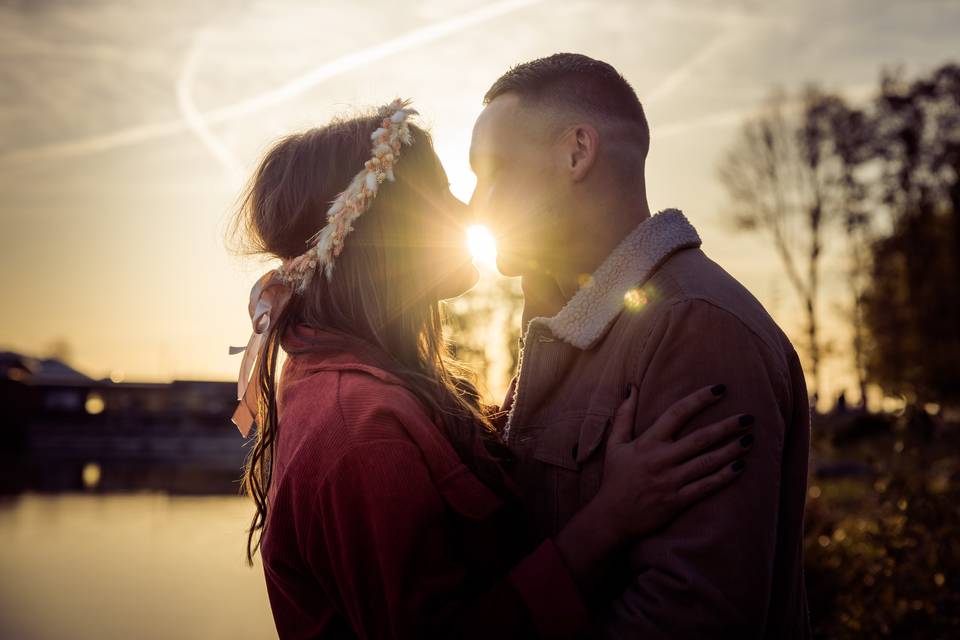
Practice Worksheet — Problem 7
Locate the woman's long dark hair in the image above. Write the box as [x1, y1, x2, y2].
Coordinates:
[230, 112, 516, 565]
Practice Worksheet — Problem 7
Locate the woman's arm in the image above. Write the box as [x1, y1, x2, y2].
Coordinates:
[556, 383, 753, 597]
[305, 384, 752, 639]
[308, 438, 587, 639]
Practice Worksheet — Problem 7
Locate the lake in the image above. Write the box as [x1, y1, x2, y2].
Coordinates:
[0, 493, 277, 639]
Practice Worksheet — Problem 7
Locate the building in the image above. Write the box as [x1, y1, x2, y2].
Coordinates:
[0, 351, 249, 494]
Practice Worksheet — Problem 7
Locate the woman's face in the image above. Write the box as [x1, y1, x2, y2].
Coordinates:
[424, 186, 480, 301]
[373, 138, 479, 304]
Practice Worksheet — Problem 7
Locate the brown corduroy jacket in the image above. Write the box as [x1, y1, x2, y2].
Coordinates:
[503, 209, 812, 639]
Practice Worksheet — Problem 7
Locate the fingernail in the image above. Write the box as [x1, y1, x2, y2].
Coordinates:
[739, 414, 755, 427]
[711, 384, 726, 396]
[732, 460, 745, 472]
[739, 434, 754, 448]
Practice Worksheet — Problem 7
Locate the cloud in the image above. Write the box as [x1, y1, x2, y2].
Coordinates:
[0, 0, 547, 169]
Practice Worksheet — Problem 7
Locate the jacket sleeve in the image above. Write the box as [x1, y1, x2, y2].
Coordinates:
[306, 436, 589, 640]
[598, 298, 793, 639]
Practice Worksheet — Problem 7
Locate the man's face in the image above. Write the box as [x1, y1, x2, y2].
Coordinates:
[469, 94, 567, 277]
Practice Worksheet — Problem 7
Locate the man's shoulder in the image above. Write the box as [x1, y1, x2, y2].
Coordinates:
[637, 247, 793, 359]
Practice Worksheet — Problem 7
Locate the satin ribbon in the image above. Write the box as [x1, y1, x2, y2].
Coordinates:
[228, 269, 294, 437]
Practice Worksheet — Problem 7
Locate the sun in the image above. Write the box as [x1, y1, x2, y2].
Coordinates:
[466, 224, 498, 269]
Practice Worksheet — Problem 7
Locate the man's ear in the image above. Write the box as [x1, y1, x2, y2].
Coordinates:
[564, 124, 600, 182]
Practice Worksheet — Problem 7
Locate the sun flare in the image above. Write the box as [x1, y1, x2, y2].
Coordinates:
[466, 224, 498, 269]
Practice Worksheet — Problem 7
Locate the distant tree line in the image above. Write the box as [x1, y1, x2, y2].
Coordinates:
[720, 63, 960, 410]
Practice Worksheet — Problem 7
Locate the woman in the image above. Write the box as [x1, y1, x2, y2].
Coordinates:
[229, 100, 754, 638]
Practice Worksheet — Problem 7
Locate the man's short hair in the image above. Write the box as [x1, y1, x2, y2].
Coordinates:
[484, 52, 649, 156]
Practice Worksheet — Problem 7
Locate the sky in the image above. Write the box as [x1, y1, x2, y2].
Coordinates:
[1, 0, 957, 403]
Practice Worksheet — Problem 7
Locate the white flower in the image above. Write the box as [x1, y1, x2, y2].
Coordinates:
[279, 99, 417, 286]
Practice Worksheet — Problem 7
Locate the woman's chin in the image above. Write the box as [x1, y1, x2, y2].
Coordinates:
[437, 262, 480, 301]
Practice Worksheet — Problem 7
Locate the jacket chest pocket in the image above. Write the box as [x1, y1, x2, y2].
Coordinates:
[529, 413, 612, 536]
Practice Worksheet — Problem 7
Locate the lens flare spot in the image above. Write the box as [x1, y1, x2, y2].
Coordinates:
[466, 224, 497, 269]
[624, 288, 648, 311]
[82, 462, 101, 490]
[85, 391, 105, 415]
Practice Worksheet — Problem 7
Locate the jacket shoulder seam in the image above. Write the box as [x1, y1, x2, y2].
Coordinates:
[664, 294, 785, 359]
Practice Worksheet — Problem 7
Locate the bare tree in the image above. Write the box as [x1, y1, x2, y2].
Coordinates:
[824, 102, 874, 408]
[44, 337, 74, 364]
[718, 87, 861, 404]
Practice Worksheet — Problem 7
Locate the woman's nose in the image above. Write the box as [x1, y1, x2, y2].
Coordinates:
[467, 185, 495, 225]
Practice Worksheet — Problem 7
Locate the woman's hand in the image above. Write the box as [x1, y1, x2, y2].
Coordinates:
[554, 383, 753, 592]
[596, 383, 752, 539]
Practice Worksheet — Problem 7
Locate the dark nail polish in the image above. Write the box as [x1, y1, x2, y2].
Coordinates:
[732, 460, 746, 472]
[711, 384, 726, 396]
[624, 385, 632, 399]
[739, 414, 755, 427]
[739, 434, 754, 448]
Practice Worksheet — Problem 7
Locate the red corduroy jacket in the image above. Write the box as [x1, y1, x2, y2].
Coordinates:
[259, 324, 588, 639]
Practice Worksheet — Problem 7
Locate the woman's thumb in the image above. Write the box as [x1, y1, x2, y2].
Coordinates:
[609, 385, 637, 445]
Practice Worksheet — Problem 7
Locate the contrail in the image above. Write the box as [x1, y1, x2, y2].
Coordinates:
[0, 0, 545, 168]
[195, 0, 545, 126]
[643, 19, 748, 106]
[655, 82, 877, 139]
[175, 30, 245, 184]
[656, 107, 754, 138]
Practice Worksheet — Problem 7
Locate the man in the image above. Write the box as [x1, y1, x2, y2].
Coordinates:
[470, 53, 812, 638]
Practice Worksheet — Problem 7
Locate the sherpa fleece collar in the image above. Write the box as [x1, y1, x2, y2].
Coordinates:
[530, 208, 701, 350]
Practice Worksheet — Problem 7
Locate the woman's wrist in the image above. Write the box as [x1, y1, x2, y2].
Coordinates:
[553, 495, 626, 595]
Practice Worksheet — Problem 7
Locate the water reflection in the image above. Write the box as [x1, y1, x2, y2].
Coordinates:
[0, 494, 276, 639]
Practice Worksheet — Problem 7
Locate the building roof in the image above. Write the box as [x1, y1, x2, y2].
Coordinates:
[0, 351, 93, 384]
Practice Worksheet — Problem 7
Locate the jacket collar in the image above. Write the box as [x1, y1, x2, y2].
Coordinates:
[280, 324, 406, 387]
[531, 208, 701, 350]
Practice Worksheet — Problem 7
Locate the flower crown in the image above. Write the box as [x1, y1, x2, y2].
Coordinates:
[277, 98, 419, 292]
[228, 100, 417, 437]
